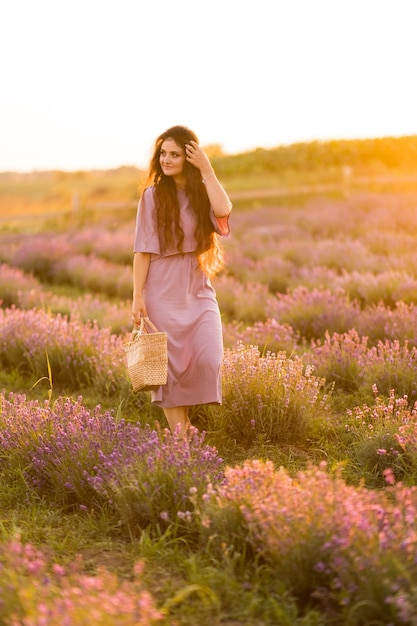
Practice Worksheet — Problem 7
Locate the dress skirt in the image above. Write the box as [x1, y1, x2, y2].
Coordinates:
[143, 251, 223, 408]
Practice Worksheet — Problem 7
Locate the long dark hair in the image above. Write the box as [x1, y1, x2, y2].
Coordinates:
[145, 125, 224, 276]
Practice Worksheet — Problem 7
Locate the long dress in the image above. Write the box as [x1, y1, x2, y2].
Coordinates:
[133, 186, 230, 408]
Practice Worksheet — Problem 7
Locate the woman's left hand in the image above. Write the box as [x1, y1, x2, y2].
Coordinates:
[185, 140, 214, 178]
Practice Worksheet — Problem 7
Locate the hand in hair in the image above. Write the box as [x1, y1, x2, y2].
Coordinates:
[185, 141, 214, 180]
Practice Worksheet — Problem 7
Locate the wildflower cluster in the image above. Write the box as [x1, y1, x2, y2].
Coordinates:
[88, 426, 224, 533]
[0, 307, 127, 394]
[0, 535, 163, 625]
[202, 459, 417, 624]
[0, 392, 223, 529]
[71, 225, 134, 265]
[266, 286, 361, 341]
[307, 330, 417, 400]
[344, 388, 417, 485]
[0, 262, 131, 334]
[220, 342, 329, 447]
[9, 230, 133, 298]
[222, 318, 298, 355]
[0, 263, 41, 308]
[213, 275, 272, 324]
[0, 392, 137, 505]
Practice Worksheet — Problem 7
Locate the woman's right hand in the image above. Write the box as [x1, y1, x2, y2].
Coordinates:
[132, 297, 147, 326]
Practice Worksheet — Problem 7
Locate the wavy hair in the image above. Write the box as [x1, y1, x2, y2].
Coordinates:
[145, 125, 224, 277]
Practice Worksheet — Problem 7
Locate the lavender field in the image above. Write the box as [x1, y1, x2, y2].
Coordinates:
[2, 188, 417, 624]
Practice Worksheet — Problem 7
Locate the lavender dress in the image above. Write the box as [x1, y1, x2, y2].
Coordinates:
[134, 186, 230, 408]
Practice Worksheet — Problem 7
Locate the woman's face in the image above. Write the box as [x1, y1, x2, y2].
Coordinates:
[159, 138, 186, 183]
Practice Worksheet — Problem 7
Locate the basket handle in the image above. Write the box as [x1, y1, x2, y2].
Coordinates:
[134, 316, 160, 334]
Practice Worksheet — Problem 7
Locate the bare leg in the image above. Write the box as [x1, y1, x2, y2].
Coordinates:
[163, 406, 190, 437]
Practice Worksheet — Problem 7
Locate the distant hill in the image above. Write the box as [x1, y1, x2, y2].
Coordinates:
[2, 136, 417, 181]
[213, 135, 417, 177]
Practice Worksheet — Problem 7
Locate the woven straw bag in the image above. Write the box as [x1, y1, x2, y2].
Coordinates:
[124, 317, 168, 392]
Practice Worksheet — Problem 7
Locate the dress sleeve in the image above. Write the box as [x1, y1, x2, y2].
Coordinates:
[134, 187, 161, 254]
[209, 207, 231, 237]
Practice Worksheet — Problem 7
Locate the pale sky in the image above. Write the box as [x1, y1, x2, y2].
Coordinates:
[1, 0, 416, 172]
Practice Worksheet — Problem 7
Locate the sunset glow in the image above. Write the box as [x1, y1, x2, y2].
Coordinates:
[2, 0, 417, 171]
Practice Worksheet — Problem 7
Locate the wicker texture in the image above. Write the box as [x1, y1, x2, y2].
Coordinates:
[124, 318, 168, 392]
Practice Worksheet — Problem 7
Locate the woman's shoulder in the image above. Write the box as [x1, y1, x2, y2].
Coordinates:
[140, 185, 156, 209]
[142, 185, 156, 199]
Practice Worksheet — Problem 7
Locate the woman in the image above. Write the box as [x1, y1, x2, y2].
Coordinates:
[132, 126, 232, 436]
